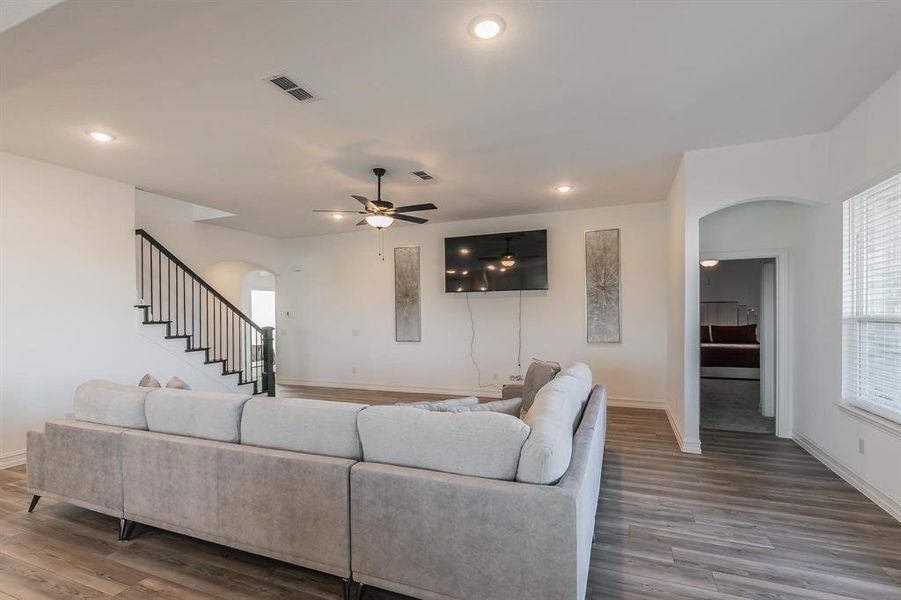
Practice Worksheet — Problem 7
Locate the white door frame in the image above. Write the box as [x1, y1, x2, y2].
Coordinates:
[698, 248, 792, 438]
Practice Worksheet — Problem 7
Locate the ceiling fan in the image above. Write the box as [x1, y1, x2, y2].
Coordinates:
[479, 236, 542, 268]
[313, 167, 438, 229]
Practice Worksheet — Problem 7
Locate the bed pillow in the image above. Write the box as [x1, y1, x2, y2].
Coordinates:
[700, 325, 711, 343]
[711, 324, 758, 343]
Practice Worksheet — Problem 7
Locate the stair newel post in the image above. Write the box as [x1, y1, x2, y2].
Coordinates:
[262, 326, 275, 396]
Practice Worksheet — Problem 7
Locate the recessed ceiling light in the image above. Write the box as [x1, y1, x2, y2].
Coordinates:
[461, 270, 468, 276]
[457, 287, 464, 292]
[486, 264, 496, 271]
[555, 185, 573, 193]
[500, 267, 507, 272]
[447, 269, 456, 274]
[700, 259, 720, 268]
[459, 248, 470, 255]
[87, 130, 116, 142]
[332, 213, 344, 220]
[480, 286, 487, 292]
[469, 15, 505, 40]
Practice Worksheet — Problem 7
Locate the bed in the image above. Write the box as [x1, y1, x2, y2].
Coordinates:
[700, 302, 760, 380]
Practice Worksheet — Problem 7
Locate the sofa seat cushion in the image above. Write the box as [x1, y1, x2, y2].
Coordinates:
[357, 406, 530, 480]
[516, 363, 593, 485]
[241, 397, 368, 459]
[145, 388, 251, 443]
[74, 380, 152, 429]
[395, 397, 478, 411]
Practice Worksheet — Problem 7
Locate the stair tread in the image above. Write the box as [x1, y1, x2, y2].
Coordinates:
[143, 320, 172, 325]
[165, 334, 191, 339]
[185, 347, 210, 352]
[204, 359, 226, 364]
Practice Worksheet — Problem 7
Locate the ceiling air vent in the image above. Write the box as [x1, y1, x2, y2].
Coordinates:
[267, 73, 318, 103]
[411, 170, 435, 181]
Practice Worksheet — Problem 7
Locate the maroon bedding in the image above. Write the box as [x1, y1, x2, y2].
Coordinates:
[701, 343, 760, 368]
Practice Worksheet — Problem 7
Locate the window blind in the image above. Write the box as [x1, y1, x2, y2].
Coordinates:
[842, 172, 901, 424]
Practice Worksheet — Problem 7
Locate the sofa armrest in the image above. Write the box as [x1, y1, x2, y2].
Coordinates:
[501, 383, 524, 400]
[351, 463, 579, 600]
[26, 430, 46, 493]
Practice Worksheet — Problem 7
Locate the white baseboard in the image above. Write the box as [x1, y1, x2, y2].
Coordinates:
[793, 432, 901, 523]
[665, 405, 702, 454]
[607, 396, 666, 410]
[0, 450, 25, 470]
[276, 377, 502, 399]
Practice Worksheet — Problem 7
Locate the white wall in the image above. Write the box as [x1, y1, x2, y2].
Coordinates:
[277, 202, 668, 404]
[699, 259, 762, 316]
[668, 68, 901, 518]
[0, 155, 280, 467]
[135, 190, 280, 279]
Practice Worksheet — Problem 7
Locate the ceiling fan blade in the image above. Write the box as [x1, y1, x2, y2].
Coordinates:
[394, 214, 428, 224]
[356, 218, 369, 226]
[352, 195, 377, 211]
[312, 209, 366, 213]
[393, 203, 438, 213]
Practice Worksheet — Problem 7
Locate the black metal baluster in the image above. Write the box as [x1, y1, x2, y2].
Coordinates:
[149, 243, 154, 319]
[140, 236, 145, 304]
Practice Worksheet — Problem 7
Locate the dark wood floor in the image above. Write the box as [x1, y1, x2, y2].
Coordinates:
[1, 400, 899, 599]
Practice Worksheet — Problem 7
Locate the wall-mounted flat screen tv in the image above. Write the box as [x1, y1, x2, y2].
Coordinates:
[444, 229, 548, 292]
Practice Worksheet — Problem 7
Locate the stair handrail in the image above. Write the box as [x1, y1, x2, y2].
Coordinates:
[135, 228, 262, 333]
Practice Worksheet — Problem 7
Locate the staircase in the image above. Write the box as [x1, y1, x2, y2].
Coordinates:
[134, 229, 274, 395]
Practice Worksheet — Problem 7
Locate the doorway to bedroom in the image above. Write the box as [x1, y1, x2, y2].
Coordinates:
[699, 258, 776, 435]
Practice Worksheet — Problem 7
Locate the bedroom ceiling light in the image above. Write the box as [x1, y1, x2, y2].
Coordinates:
[462, 270, 468, 275]
[555, 185, 573, 193]
[700, 259, 720, 268]
[501, 254, 516, 267]
[364, 214, 394, 229]
[469, 15, 505, 40]
[87, 130, 115, 142]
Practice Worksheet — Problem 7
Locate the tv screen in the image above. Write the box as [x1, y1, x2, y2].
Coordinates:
[445, 229, 548, 292]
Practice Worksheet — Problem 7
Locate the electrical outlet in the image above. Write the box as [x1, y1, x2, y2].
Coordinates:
[858, 437, 865, 455]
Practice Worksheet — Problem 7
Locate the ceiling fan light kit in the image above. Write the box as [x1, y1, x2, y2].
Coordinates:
[314, 167, 438, 230]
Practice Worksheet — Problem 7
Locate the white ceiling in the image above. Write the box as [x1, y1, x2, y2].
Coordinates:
[2, 1, 900, 238]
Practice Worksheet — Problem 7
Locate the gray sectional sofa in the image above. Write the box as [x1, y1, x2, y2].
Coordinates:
[26, 363, 607, 600]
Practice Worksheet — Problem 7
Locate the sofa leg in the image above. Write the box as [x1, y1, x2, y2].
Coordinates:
[27, 494, 41, 513]
[118, 518, 135, 542]
[341, 577, 359, 600]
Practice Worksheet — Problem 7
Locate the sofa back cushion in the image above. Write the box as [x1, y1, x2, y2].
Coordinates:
[74, 380, 152, 429]
[241, 397, 368, 459]
[145, 388, 251, 443]
[521, 360, 561, 413]
[357, 406, 530, 480]
[516, 363, 592, 485]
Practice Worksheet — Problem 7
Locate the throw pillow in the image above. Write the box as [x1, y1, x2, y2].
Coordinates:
[138, 373, 161, 388]
[446, 397, 523, 417]
[521, 359, 561, 413]
[165, 376, 191, 390]
[395, 396, 479, 411]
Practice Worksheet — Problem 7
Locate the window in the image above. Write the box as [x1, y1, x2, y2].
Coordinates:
[843, 172, 901, 425]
